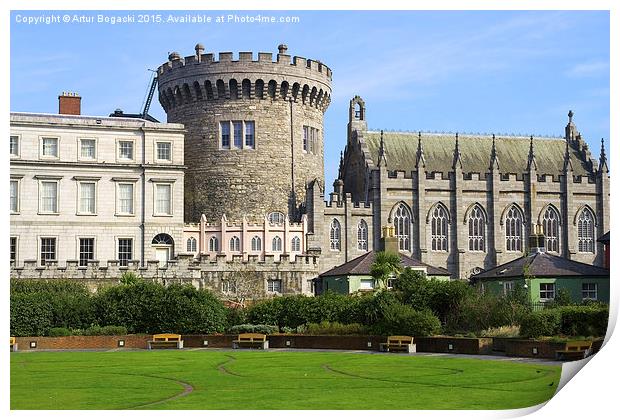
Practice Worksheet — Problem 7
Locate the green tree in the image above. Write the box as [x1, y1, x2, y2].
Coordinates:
[370, 251, 403, 290]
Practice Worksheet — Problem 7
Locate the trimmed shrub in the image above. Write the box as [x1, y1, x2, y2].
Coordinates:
[93, 281, 227, 334]
[48, 327, 73, 337]
[228, 324, 279, 335]
[519, 310, 561, 338]
[374, 303, 441, 336]
[557, 305, 608, 337]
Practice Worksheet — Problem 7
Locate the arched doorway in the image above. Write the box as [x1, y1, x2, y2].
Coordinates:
[152, 233, 174, 267]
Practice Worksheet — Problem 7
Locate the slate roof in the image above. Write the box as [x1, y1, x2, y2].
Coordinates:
[470, 252, 609, 281]
[363, 131, 593, 177]
[320, 251, 451, 277]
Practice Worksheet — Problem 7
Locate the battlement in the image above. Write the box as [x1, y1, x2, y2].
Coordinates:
[157, 44, 332, 113]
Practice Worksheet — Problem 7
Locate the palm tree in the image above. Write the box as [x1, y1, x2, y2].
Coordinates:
[370, 251, 403, 290]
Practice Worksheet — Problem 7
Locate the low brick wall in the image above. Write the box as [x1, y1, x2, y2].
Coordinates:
[14, 334, 494, 355]
[504, 340, 569, 359]
[415, 336, 493, 355]
[268, 335, 385, 351]
[15, 335, 150, 351]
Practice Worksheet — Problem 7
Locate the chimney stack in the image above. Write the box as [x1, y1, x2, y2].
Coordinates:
[58, 92, 81, 115]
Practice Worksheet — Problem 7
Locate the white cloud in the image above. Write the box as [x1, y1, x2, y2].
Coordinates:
[566, 61, 609, 78]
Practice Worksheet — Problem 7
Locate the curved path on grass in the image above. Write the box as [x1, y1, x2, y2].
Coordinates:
[120, 373, 194, 409]
[321, 363, 557, 393]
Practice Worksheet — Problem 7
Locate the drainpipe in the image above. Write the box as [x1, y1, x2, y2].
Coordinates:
[289, 98, 295, 219]
[140, 125, 146, 267]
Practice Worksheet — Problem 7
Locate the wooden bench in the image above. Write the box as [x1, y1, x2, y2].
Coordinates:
[232, 333, 269, 350]
[10, 337, 17, 352]
[379, 335, 416, 353]
[555, 340, 592, 361]
[147, 333, 183, 350]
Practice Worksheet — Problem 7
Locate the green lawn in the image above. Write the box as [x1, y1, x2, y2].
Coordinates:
[10, 350, 561, 410]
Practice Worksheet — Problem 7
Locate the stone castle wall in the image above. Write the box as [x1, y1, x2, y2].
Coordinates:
[11, 253, 320, 296]
[157, 45, 332, 223]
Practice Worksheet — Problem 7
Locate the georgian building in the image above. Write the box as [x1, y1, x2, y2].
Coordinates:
[9, 93, 186, 269]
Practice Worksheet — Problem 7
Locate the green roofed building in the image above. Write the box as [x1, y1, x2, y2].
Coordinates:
[317, 250, 450, 295]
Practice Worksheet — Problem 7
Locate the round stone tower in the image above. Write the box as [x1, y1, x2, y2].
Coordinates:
[157, 44, 332, 223]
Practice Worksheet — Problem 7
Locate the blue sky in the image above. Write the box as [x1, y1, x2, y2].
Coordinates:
[10, 10, 610, 183]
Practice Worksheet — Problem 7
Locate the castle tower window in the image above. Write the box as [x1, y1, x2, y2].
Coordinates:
[330, 219, 341, 251]
[394, 204, 411, 252]
[468, 205, 486, 252]
[255, 79, 265, 99]
[431, 204, 449, 252]
[577, 208, 595, 253]
[268, 80, 277, 99]
[233, 121, 243, 148]
[209, 236, 219, 252]
[220, 122, 231, 148]
[272, 236, 283, 252]
[245, 121, 255, 148]
[505, 205, 523, 252]
[357, 220, 368, 251]
[40, 237, 57, 264]
[303, 126, 308, 152]
[268, 212, 285, 224]
[291, 236, 301, 252]
[187, 237, 197, 253]
[251, 236, 262, 252]
[229, 236, 240, 252]
[241, 79, 251, 99]
[79, 238, 94, 267]
[117, 238, 133, 267]
[542, 206, 560, 253]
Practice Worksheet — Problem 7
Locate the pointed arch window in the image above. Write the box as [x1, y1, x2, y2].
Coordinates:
[468, 205, 485, 252]
[357, 220, 368, 251]
[186, 237, 197, 253]
[393, 204, 411, 251]
[542, 206, 560, 253]
[291, 236, 301, 252]
[209, 236, 219, 252]
[251, 236, 262, 252]
[330, 219, 341, 251]
[272, 236, 282, 252]
[577, 208, 595, 253]
[431, 204, 448, 251]
[505, 205, 523, 252]
[229, 236, 240, 252]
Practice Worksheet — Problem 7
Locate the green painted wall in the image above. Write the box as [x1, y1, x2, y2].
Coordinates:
[480, 276, 610, 304]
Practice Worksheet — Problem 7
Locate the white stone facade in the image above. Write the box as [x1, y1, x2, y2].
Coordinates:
[9, 112, 186, 268]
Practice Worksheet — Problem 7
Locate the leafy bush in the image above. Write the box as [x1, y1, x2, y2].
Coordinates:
[305, 321, 368, 335]
[519, 310, 561, 338]
[119, 271, 142, 285]
[48, 327, 73, 337]
[228, 324, 279, 335]
[93, 281, 227, 334]
[226, 307, 248, 328]
[374, 303, 441, 336]
[557, 305, 608, 337]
